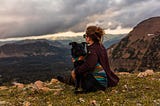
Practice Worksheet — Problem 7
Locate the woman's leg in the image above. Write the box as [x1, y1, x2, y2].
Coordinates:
[71, 70, 76, 81]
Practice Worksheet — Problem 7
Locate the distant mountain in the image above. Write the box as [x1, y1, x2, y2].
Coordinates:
[55, 34, 126, 49]
[103, 34, 126, 48]
[0, 34, 126, 48]
[0, 39, 72, 85]
[107, 17, 160, 72]
[0, 39, 67, 58]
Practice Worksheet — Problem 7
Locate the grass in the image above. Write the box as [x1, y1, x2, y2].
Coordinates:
[0, 72, 160, 106]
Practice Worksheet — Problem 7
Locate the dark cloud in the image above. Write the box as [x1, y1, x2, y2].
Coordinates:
[93, 0, 160, 30]
[0, 0, 160, 38]
[112, 0, 160, 28]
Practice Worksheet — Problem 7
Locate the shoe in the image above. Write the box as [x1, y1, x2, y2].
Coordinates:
[56, 76, 65, 83]
[56, 75, 75, 85]
[74, 90, 86, 94]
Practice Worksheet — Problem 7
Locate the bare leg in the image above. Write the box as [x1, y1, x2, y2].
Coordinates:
[71, 70, 76, 81]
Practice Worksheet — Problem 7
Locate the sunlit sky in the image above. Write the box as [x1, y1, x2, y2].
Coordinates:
[0, 0, 160, 39]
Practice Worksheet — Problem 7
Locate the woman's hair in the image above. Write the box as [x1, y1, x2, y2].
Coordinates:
[86, 26, 105, 43]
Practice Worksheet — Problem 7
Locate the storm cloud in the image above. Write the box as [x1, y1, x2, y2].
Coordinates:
[0, 0, 160, 38]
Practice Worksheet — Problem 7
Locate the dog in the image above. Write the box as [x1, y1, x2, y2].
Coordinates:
[69, 42, 87, 91]
[69, 42, 104, 93]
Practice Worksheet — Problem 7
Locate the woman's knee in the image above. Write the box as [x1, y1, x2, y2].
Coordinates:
[71, 70, 76, 80]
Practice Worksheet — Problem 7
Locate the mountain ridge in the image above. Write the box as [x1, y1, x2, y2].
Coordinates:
[107, 17, 160, 72]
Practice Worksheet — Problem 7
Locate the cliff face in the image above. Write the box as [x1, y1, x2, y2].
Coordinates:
[108, 17, 160, 72]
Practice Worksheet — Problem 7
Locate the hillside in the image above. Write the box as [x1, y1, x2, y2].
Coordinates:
[0, 39, 67, 58]
[0, 39, 72, 85]
[0, 72, 159, 106]
[108, 17, 160, 72]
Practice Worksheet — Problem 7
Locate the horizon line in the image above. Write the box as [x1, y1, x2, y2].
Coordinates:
[0, 28, 132, 42]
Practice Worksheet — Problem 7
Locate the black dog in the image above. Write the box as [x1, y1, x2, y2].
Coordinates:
[69, 42, 87, 91]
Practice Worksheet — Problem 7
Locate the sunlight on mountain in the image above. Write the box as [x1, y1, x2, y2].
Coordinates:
[0, 28, 131, 42]
[105, 27, 132, 34]
[0, 31, 82, 42]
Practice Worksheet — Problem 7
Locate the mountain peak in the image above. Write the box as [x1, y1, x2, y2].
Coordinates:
[108, 17, 160, 72]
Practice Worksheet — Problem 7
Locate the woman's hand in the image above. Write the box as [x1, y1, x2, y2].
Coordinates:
[72, 58, 75, 63]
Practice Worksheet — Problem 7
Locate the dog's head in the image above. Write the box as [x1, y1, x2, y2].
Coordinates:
[69, 42, 86, 58]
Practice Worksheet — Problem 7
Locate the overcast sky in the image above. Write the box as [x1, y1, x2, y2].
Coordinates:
[0, 0, 160, 38]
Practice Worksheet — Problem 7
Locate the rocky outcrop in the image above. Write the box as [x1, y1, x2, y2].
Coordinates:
[108, 17, 160, 72]
[137, 69, 154, 78]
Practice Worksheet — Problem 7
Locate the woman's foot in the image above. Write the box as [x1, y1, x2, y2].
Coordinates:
[56, 75, 75, 85]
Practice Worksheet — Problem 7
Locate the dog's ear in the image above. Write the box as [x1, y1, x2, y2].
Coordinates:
[69, 42, 72, 45]
[69, 42, 77, 46]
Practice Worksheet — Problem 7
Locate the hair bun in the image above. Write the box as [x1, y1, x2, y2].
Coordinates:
[86, 26, 105, 43]
[96, 27, 105, 37]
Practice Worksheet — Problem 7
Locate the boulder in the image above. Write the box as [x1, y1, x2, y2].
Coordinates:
[13, 82, 24, 89]
[34, 80, 44, 89]
[34, 80, 51, 92]
[137, 69, 154, 77]
[50, 78, 59, 84]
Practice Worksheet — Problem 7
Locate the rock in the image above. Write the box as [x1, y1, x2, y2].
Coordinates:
[23, 101, 31, 106]
[53, 90, 61, 95]
[153, 99, 160, 105]
[0, 101, 7, 105]
[40, 87, 51, 92]
[106, 99, 110, 101]
[97, 90, 105, 94]
[90, 100, 100, 106]
[122, 90, 126, 92]
[13, 82, 24, 89]
[111, 89, 118, 94]
[51, 88, 64, 95]
[34, 80, 44, 89]
[27, 83, 37, 91]
[50, 78, 59, 84]
[137, 72, 145, 77]
[136, 103, 142, 106]
[124, 84, 128, 91]
[33, 80, 53, 92]
[0, 86, 8, 90]
[137, 69, 154, 77]
[145, 69, 154, 75]
[78, 98, 85, 103]
[118, 72, 130, 75]
[48, 104, 52, 106]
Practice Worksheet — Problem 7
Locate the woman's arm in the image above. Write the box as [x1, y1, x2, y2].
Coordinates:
[75, 50, 98, 74]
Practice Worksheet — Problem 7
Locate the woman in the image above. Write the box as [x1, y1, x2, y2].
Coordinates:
[71, 26, 119, 92]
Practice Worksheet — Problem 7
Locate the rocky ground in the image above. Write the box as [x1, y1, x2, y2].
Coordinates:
[0, 71, 160, 106]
